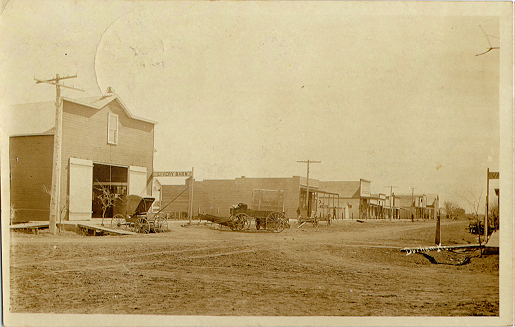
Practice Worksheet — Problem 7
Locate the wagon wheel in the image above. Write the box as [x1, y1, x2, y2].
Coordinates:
[111, 214, 126, 229]
[130, 220, 139, 233]
[235, 213, 250, 231]
[136, 217, 150, 234]
[266, 212, 286, 233]
[153, 215, 168, 232]
[283, 217, 290, 229]
[242, 215, 251, 230]
[228, 215, 238, 231]
[230, 213, 249, 231]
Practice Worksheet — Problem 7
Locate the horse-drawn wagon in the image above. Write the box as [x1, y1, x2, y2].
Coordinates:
[199, 189, 290, 232]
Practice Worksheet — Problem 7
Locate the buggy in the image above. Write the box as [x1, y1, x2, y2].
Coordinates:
[111, 195, 168, 233]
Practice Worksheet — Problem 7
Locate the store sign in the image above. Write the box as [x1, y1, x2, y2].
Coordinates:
[154, 171, 192, 177]
[360, 180, 371, 197]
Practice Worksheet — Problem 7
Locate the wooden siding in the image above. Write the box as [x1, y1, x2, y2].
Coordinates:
[344, 199, 360, 220]
[10, 135, 53, 222]
[60, 100, 154, 215]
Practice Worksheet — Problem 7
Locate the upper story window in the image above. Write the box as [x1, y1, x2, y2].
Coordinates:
[107, 112, 118, 145]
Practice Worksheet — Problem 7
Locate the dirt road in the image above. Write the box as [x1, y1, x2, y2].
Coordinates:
[9, 219, 498, 316]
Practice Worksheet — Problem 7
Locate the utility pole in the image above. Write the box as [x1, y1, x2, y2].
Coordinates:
[35, 74, 84, 235]
[384, 186, 398, 220]
[410, 187, 417, 220]
[188, 167, 194, 225]
[486, 168, 489, 242]
[297, 160, 320, 218]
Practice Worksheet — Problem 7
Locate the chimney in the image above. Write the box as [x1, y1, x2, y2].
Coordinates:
[105, 87, 115, 96]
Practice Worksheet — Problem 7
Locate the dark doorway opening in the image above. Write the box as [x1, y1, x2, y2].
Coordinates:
[92, 163, 128, 218]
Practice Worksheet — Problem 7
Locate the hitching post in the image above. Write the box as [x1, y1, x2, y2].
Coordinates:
[435, 213, 441, 246]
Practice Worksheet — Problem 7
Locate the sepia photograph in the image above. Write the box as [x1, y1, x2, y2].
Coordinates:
[1, 1, 513, 326]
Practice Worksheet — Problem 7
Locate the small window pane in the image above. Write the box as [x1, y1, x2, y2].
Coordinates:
[108, 113, 118, 144]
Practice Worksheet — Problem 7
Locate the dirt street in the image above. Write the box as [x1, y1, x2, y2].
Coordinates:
[9, 219, 498, 316]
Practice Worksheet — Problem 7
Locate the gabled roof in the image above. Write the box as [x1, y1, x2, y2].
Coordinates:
[63, 95, 157, 125]
[8, 94, 157, 136]
[319, 181, 361, 198]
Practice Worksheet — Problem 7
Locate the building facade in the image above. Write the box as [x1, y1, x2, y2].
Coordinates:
[156, 176, 339, 220]
[9, 90, 156, 222]
[369, 193, 386, 219]
[319, 179, 371, 220]
[157, 176, 439, 221]
[385, 193, 439, 220]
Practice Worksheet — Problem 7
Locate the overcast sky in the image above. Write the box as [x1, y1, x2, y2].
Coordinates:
[1, 1, 508, 212]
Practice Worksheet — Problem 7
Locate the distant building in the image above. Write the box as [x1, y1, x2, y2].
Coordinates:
[158, 175, 439, 221]
[314, 179, 372, 220]
[9, 89, 157, 222]
[157, 176, 339, 220]
[369, 193, 386, 219]
[386, 193, 439, 219]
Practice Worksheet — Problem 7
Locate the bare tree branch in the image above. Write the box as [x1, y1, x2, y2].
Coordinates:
[476, 25, 500, 56]
[454, 184, 484, 216]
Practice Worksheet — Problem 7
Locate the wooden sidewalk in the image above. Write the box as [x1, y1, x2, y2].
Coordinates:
[77, 223, 137, 236]
[10, 222, 49, 234]
[10, 221, 137, 236]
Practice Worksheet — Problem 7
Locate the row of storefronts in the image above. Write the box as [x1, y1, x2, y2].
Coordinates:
[153, 177, 440, 221]
[9, 92, 439, 223]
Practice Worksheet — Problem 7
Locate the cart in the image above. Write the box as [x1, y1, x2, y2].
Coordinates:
[110, 195, 168, 233]
[298, 212, 331, 227]
[229, 203, 288, 232]
[228, 189, 289, 232]
[197, 189, 289, 232]
[197, 213, 246, 231]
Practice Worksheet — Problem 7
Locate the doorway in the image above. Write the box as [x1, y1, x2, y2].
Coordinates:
[92, 163, 128, 218]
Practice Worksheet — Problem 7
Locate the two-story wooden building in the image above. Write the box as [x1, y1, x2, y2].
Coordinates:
[9, 89, 156, 222]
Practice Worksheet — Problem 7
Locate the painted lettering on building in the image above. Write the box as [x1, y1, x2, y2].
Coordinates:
[154, 171, 192, 177]
[360, 180, 371, 197]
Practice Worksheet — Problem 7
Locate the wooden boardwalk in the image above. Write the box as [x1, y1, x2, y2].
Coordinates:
[77, 223, 137, 236]
[10, 221, 137, 236]
[10, 222, 49, 234]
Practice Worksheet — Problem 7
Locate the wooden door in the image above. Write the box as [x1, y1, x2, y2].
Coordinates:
[128, 165, 147, 196]
[69, 157, 93, 220]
